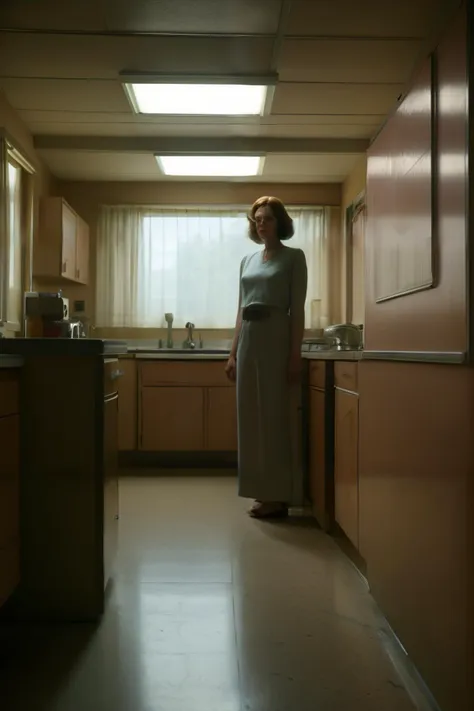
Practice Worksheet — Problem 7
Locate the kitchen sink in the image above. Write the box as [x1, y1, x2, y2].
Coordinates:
[129, 346, 229, 355]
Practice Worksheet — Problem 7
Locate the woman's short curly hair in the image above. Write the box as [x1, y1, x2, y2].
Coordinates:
[247, 196, 294, 244]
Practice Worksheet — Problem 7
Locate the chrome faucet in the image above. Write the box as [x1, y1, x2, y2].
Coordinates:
[184, 322, 195, 349]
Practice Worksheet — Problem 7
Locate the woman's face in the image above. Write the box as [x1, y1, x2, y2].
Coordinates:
[254, 205, 278, 243]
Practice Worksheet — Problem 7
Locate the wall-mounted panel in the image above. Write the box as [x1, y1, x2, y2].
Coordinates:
[370, 57, 434, 303]
[364, 6, 467, 353]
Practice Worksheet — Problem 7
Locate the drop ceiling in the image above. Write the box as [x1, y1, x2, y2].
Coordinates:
[0, 0, 460, 182]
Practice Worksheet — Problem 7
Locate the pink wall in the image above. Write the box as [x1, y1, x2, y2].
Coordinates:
[364, 6, 467, 354]
[360, 5, 473, 711]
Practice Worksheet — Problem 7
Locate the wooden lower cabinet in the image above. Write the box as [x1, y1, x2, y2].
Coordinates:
[103, 393, 119, 585]
[118, 358, 137, 451]
[308, 387, 328, 528]
[207, 386, 238, 451]
[138, 362, 237, 453]
[5, 356, 119, 621]
[141, 386, 205, 451]
[334, 388, 359, 548]
[0, 371, 20, 609]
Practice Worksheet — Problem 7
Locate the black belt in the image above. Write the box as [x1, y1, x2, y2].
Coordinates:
[242, 304, 273, 321]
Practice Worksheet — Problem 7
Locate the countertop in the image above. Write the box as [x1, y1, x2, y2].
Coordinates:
[125, 348, 363, 362]
[0, 354, 24, 368]
[0, 339, 362, 361]
[302, 350, 363, 361]
[134, 352, 230, 361]
[0, 338, 128, 356]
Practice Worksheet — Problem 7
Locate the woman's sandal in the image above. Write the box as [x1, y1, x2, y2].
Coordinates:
[249, 501, 289, 519]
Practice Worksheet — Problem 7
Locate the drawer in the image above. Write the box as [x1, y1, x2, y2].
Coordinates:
[140, 361, 231, 387]
[308, 360, 326, 389]
[0, 372, 19, 418]
[335, 362, 358, 393]
[104, 359, 122, 397]
[0, 544, 20, 608]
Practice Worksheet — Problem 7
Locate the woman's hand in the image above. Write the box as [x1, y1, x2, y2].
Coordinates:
[287, 352, 302, 384]
[225, 354, 237, 382]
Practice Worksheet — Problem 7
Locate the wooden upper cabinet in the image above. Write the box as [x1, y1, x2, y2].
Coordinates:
[35, 197, 90, 285]
[75, 216, 90, 285]
[61, 202, 77, 280]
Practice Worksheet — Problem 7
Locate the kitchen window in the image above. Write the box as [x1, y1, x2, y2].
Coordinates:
[0, 134, 35, 334]
[96, 205, 332, 329]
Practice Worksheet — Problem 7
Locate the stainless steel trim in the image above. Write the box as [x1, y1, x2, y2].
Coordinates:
[119, 72, 279, 85]
[335, 386, 359, 396]
[104, 392, 119, 403]
[362, 350, 466, 364]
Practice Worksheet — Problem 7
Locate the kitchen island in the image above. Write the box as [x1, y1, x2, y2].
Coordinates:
[1, 339, 127, 622]
[0, 356, 23, 611]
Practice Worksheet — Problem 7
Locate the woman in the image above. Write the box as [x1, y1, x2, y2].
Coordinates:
[225, 196, 308, 519]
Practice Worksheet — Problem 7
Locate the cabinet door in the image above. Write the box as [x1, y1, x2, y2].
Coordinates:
[0, 413, 20, 607]
[206, 387, 237, 451]
[334, 389, 359, 547]
[75, 217, 90, 284]
[0, 414, 20, 546]
[141, 387, 205, 451]
[61, 202, 77, 280]
[309, 388, 327, 528]
[118, 359, 137, 451]
[103, 394, 119, 586]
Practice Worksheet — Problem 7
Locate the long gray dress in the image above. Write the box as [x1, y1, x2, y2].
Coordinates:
[236, 246, 308, 504]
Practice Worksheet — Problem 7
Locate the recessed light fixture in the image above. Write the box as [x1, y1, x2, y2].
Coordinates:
[120, 73, 278, 116]
[156, 155, 263, 177]
[125, 83, 268, 115]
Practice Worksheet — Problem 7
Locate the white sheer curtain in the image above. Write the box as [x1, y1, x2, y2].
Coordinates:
[96, 206, 329, 329]
[6, 161, 22, 328]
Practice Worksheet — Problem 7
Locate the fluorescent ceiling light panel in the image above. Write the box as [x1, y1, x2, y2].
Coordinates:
[157, 156, 262, 177]
[127, 83, 267, 115]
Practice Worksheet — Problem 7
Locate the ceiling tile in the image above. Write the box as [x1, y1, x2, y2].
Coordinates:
[38, 149, 356, 183]
[263, 153, 362, 177]
[0, 34, 273, 79]
[0, 0, 281, 33]
[37, 150, 159, 180]
[287, 0, 458, 38]
[278, 39, 423, 84]
[105, 0, 281, 34]
[0, 78, 130, 113]
[0, 0, 107, 31]
[272, 83, 403, 116]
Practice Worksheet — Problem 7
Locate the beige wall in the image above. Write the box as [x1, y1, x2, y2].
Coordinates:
[57, 180, 341, 334]
[340, 155, 367, 322]
[0, 90, 55, 200]
[0, 91, 56, 337]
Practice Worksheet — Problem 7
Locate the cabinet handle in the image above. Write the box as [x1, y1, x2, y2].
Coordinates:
[111, 369, 124, 380]
[76, 268, 80, 279]
[62, 261, 67, 273]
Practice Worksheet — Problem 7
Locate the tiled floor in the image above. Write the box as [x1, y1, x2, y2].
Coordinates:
[0, 474, 418, 711]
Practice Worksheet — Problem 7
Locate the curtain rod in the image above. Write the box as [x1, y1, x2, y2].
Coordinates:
[99, 204, 326, 211]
